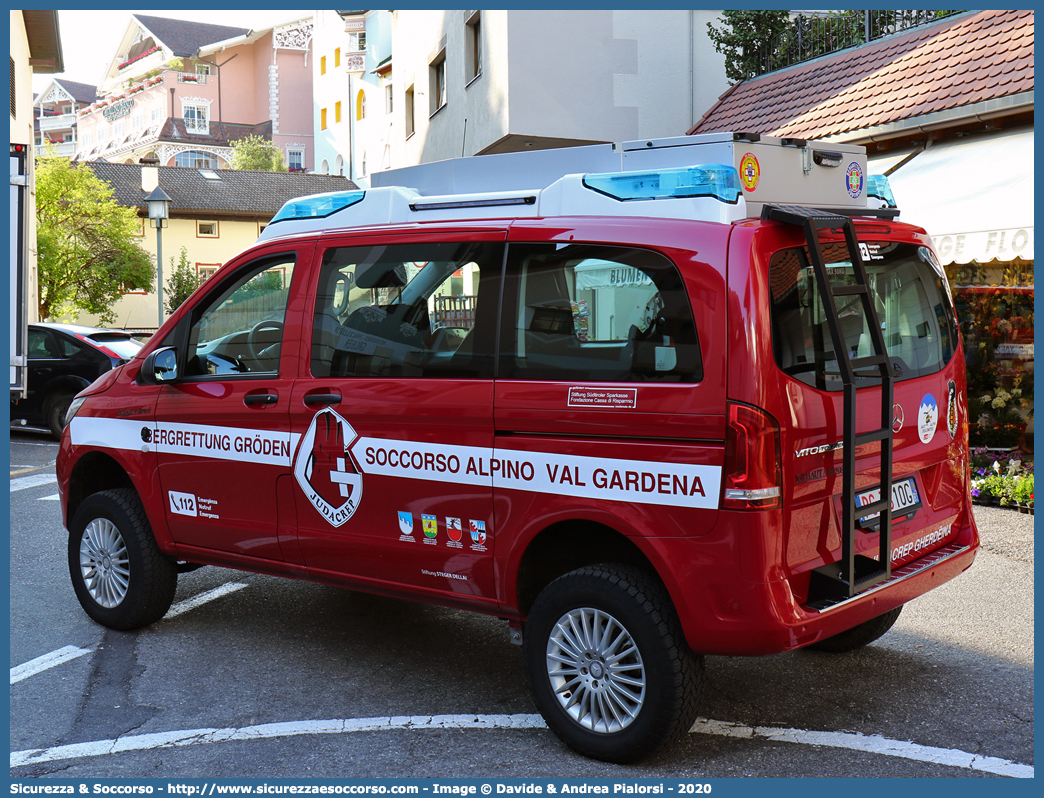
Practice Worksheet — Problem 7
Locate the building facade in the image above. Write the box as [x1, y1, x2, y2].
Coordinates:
[11, 9, 65, 345]
[312, 9, 393, 184]
[72, 164, 357, 330]
[386, 10, 729, 167]
[33, 79, 97, 158]
[75, 14, 315, 171]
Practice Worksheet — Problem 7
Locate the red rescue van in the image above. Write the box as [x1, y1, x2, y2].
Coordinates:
[57, 133, 978, 762]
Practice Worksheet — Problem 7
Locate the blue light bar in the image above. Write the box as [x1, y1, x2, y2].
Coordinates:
[583, 164, 741, 204]
[867, 174, 897, 208]
[270, 190, 366, 223]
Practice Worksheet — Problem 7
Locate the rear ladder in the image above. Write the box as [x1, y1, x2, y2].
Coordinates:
[762, 204, 898, 607]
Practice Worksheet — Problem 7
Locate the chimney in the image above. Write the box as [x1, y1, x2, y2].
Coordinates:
[142, 165, 159, 193]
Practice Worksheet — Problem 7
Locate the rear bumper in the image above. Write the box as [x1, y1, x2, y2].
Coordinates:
[656, 513, 979, 656]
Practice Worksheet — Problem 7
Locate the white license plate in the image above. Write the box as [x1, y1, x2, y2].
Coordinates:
[857, 477, 920, 524]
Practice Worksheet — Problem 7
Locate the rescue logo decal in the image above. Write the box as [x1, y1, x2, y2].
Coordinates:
[846, 162, 864, 198]
[293, 408, 364, 528]
[947, 380, 959, 439]
[739, 153, 761, 192]
[918, 393, 938, 444]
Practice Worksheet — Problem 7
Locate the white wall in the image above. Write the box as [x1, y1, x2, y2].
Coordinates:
[389, 9, 729, 167]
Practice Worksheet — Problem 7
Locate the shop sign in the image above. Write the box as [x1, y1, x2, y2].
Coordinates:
[994, 343, 1034, 361]
[933, 227, 1033, 265]
[102, 99, 135, 121]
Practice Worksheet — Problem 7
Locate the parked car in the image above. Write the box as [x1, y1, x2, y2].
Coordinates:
[10, 323, 143, 439]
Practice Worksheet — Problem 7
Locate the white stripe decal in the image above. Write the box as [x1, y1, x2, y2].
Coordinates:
[70, 417, 302, 468]
[9, 715, 1032, 776]
[10, 646, 92, 684]
[69, 418, 721, 509]
[10, 474, 57, 492]
[353, 437, 721, 509]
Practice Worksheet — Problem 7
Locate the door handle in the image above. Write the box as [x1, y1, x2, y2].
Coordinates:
[244, 393, 279, 406]
[304, 393, 341, 406]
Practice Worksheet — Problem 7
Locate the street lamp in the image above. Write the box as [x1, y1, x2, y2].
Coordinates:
[145, 186, 173, 328]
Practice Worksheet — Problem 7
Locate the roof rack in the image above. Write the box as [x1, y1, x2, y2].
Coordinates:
[259, 133, 901, 241]
[258, 163, 748, 241]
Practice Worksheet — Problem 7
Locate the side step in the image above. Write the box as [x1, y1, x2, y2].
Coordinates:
[762, 204, 898, 601]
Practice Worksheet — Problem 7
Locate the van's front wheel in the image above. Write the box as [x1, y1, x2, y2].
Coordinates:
[523, 565, 703, 763]
[68, 489, 178, 630]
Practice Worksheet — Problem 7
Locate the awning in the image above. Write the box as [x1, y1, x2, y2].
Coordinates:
[868, 126, 1034, 265]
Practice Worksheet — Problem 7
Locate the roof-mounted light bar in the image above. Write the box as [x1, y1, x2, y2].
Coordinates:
[582, 164, 742, 205]
[867, 174, 897, 209]
[269, 190, 366, 224]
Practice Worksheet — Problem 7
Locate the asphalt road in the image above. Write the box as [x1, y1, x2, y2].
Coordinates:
[8, 427, 1034, 779]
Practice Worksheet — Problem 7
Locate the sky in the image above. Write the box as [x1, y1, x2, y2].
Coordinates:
[32, 9, 303, 94]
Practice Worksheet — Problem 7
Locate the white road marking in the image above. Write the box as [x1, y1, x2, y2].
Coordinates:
[690, 719, 1034, 778]
[8, 714, 1033, 776]
[10, 474, 58, 492]
[165, 582, 248, 619]
[37, 494, 59, 501]
[10, 584, 248, 687]
[10, 646, 92, 685]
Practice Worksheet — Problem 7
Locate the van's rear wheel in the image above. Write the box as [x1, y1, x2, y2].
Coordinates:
[806, 606, 903, 653]
[68, 489, 178, 630]
[523, 565, 703, 763]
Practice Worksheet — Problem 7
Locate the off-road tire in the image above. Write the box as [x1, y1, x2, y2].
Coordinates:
[523, 564, 704, 763]
[68, 489, 178, 630]
[45, 390, 75, 440]
[805, 606, 904, 653]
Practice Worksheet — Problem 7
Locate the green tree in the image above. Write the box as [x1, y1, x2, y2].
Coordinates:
[706, 10, 793, 82]
[230, 134, 287, 172]
[164, 246, 203, 315]
[35, 153, 155, 323]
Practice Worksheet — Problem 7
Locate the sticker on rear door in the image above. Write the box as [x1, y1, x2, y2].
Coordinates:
[947, 381, 958, 439]
[293, 408, 364, 527]
[918, 393, 938, 444]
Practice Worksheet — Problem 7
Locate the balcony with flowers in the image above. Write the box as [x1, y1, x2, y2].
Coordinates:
[77, 60, 222, 161]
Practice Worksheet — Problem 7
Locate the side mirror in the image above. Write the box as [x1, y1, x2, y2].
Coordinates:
[139, 346, 179, 385]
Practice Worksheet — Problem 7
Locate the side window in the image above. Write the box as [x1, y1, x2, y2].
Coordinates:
[500, 244, 702, 383]
[57, 336, 89, 358]
[311, 241, 502, 379]
[184, 254, 296, 377]
[27, 329, 59, 360]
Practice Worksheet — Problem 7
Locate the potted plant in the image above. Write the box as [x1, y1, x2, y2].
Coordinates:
[1013, 475, 1034, 513]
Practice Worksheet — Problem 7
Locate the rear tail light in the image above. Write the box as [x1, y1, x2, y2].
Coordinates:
[724, 401, 782, 510]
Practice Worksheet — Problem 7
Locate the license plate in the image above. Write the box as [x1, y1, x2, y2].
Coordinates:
[857, 477, 921, 526]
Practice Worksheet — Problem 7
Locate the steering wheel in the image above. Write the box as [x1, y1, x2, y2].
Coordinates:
[248, 319, 284, 362]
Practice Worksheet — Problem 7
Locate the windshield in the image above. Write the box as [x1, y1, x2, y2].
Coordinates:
[769, 241, 959, 390]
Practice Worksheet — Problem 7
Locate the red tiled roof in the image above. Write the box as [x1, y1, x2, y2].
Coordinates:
[689, 9, 1033, 140]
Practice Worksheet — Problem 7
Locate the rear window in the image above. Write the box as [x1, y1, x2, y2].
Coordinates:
[769, 241, 959, 390]
[85, 333, 142, 359]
